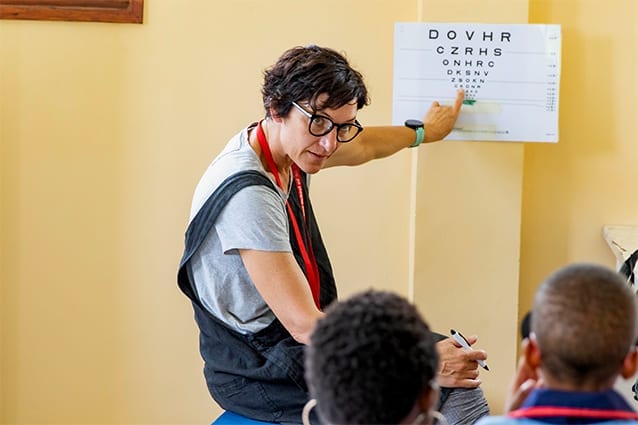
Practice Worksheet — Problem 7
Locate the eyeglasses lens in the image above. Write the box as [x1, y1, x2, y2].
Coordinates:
[309, 116, 360, 143]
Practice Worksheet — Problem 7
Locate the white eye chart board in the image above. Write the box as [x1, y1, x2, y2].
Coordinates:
[392, 23, 562, 143]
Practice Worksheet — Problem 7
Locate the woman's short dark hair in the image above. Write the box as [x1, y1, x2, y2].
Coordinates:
[305, 290, 438, 425]
[262, 45, 369, 118]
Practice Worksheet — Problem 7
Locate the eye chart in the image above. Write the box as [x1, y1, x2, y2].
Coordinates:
[393, 23, 562, 142]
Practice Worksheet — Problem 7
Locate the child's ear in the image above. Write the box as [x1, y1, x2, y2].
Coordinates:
[524, 334, 542, 370]
[417, 382, 439, 415]
[620, 348, 638, 379]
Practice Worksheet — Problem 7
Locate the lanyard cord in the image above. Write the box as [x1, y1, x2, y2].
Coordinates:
[255, 121, 321, 309]
[510, 406, 638, 421]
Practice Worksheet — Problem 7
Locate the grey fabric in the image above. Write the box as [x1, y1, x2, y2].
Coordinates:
[440, 387, 490, 425]
[189, 127, 291, 334]
[431, 332, 491, 424]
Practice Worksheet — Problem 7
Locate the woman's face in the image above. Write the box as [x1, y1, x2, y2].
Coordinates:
[279, 95, 359, 175]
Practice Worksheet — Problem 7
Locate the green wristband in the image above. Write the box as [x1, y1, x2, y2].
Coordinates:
[405, 119, 425, 148]
[410, 127, 425, 147]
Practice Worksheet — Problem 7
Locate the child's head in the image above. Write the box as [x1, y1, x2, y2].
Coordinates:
[531, 263, 638, 389]
[305, 290, 439, 424]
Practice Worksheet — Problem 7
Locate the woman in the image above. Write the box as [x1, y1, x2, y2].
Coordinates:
[178, 45, 487, 424]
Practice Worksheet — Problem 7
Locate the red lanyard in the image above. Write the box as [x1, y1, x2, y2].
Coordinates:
[255, 121, 321, 309]
[509, 407, 638, 421]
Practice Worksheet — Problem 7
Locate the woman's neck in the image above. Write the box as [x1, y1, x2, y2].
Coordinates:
[249, 119, 292, 189]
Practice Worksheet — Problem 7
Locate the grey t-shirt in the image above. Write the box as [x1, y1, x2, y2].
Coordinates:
[188, 127, 291, 334]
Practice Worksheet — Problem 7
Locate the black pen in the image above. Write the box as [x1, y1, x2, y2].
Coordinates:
[450, 329, 489, 371]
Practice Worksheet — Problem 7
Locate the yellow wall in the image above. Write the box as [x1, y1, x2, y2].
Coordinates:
[0, 1, 414, 423]
[2, 0, 637, 423]
[521, 0, 638, 405]
[412, 0, 527, 414]
[520, 0, 638, 317]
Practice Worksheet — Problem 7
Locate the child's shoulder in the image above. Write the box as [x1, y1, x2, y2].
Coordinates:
[475, 417, 638, 425]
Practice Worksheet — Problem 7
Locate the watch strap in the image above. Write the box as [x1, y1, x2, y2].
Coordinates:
[409, 127, 425, 148]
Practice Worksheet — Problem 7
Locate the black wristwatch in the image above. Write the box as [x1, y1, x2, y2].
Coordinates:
[404, 119, 425, 147]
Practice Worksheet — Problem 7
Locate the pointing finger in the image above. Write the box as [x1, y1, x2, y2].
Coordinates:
[453, 89, 465, 115]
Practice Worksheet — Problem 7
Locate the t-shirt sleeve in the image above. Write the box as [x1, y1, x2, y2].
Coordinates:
[215, 184, 291, 253]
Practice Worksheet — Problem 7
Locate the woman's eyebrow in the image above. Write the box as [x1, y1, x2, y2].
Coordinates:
[313, 107, 357, 123]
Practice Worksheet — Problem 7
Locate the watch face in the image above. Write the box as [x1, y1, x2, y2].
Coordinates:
[405, 119, 424, 129]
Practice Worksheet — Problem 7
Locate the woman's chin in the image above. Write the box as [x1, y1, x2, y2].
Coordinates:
[296, 159, 324, 175]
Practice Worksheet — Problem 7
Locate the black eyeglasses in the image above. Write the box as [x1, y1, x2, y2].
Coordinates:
[291, 101, 363, 143]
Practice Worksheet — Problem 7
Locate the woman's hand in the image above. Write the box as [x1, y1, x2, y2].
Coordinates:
[423, 89, 465, 142]
[436, 334, 487, 388]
